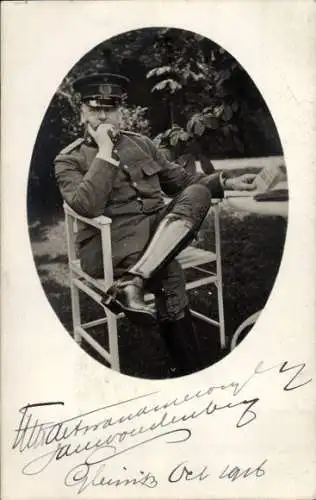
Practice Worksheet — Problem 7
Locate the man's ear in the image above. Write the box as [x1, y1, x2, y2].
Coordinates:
[79, 109, 86, 126]
[117, 107, 125, 129]
[79, 103, 88, 126]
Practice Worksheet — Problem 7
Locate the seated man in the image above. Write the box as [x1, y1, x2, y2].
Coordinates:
[55, 73, 255, 375]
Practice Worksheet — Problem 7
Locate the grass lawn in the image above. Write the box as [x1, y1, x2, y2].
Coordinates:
[29, 204, 287, 379]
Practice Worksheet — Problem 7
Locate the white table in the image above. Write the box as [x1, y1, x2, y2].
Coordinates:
[224, 181, 288, 218]
[225, 194, 288, 218]
[224, 186, 288, 349]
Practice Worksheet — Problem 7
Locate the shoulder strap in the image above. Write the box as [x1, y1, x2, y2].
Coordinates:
[121, 129, 142, 137]
[59, 137, 85, 155]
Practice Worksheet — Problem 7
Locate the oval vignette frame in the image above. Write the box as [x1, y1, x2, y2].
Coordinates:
[27, 27, 288, 380]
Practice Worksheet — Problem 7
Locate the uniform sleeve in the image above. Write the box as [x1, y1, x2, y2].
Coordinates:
[54, 152, 119, 217]
[143, 137, 224, 199]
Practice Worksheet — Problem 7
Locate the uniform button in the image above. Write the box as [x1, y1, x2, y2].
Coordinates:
[123, 164, 128, 170]
[136, 197, 142, 201]
[132, 182, 138, 187]
[113, 149, 118, 154]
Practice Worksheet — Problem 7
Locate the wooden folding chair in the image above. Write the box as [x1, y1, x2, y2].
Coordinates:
[64, 202, 226, 372]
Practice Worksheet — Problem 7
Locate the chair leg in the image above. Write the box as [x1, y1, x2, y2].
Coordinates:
[70, 274, 82, 344]
[217, 278, 225, 349]
[100, 223, 120, 371]
[214, 203, 226, 349]
[107, 311, 120, 371]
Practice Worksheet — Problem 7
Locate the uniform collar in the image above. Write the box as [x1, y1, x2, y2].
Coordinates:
[83, 131, 97, 147]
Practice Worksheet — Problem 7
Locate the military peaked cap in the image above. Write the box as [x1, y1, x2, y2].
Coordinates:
[73, 73, 130, 108]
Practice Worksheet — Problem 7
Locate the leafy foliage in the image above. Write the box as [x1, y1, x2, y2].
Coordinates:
[28, 27, 283, 214]
[153, 124, 190, 148]
[118, 105, 151, 135]
[144, 36, 247, 156]
[151, 79, 182, 93]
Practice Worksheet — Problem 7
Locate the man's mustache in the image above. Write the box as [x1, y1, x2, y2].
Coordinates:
[86, 124, 121, 144]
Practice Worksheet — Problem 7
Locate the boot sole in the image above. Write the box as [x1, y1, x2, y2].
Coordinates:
[102, 294, 157, 327]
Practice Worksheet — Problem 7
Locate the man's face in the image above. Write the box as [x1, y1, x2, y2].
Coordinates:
[80, 103, 120, 131]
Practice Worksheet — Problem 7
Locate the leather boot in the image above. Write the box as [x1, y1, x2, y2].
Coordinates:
[159, 308, 203, 376]
[128, 214, 196, 279]
[102, 276, 157, 325]
[102, 214, 197, 325]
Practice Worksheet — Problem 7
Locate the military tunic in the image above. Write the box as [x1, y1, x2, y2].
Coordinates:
[54, 131, 224, 319]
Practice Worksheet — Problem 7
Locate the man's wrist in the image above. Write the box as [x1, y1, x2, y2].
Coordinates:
[96, 149, 120, 166]
[219, 171, 229, 189]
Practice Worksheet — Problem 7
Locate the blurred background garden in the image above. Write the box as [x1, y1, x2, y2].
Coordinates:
[27, 28, 287, 378]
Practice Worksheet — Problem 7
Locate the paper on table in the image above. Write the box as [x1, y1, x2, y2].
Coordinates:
[225, 180, 288, 199]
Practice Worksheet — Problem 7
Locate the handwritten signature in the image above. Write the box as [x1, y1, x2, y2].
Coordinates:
[11, 359, 311, 493]
[62, 458, 267, 493]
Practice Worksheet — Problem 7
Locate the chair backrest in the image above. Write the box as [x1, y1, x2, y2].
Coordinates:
[63, 203, 114, 288]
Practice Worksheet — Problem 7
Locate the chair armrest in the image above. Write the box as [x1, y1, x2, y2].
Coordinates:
[63, 203, 112, 228]
[163, 196, 221, 207]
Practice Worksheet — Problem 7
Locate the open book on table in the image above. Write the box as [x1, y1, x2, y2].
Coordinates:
[225, 164, 288, 200]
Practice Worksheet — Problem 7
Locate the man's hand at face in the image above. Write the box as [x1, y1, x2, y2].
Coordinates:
[88, 124, 120, 166]
[225, 173, 257, 191]
[88, 123, 115, 155]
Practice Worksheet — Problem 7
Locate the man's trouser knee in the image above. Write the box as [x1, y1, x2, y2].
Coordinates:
[129, 184, 212, 280]
[170, 183, 212, 227]
[156, 183, 212, 229]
